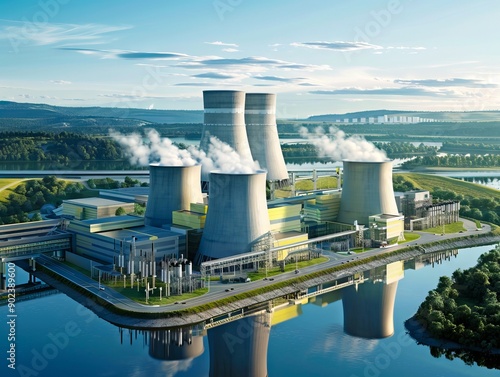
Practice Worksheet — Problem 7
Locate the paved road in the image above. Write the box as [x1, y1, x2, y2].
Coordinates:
[36, 218, 492, 314]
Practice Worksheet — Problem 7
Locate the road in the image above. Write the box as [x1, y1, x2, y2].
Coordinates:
[34, 218, 492, 315]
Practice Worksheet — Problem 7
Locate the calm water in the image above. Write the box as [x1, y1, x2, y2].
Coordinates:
[2, 245, 499, 377]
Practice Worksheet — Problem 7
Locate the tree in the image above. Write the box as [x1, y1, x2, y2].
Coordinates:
[115, 207, 126, 216]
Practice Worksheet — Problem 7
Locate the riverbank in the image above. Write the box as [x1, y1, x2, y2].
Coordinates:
[405, 315, 500, 355]
[19, 231, 500, 329]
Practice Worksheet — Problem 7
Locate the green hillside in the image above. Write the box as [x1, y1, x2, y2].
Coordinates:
[393, 173, 500, 201]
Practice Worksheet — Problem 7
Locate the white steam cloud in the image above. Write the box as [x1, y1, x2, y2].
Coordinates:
[110, 129, 197, 166]
[190, 136, 261, 174]
[299, 126, 387, 162]
[110, 130, 261, 174]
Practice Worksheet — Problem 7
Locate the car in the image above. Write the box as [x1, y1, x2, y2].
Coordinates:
[269, 278, 275, 281]
[225, 289, 230, 292]
[230, 287, 234, 291]
[245, 278, 251, 283]
[295, 269, 300, 274]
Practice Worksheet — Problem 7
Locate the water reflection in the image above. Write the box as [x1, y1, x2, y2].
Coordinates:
[341, 261, 403, 339]
[208, 311, 271, 377]
[114, 249, 469, 375]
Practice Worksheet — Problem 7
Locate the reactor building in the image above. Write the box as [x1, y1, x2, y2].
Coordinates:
[144, 164, 203, 227]
[245, 93, 288, 182]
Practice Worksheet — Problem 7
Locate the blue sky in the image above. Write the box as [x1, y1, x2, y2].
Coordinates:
[0, 0, 498, 117]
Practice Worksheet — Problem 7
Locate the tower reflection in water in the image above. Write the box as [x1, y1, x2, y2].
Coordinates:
[342, 261, 404, 339]
[207, 310, 271, 377]
[117, 250, 459, 374]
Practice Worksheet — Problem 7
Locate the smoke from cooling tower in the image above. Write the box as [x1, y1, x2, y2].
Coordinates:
[110, 130, 260, 174]
[299, 126, 387, 162]
[110, 129, 197, 166]
[190, 136, 261, 175]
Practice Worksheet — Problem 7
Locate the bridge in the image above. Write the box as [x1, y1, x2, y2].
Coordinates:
[0, 220, 71, 263]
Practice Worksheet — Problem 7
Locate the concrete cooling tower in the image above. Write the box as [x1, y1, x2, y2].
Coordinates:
[337, 160, 399, 225]
[245, 93, 288, 182]
[200, 90, 253, 179]
[342, 280, 399, 338]
[145, 164, 203, 227]
[208, 311, 271, 377]
[195, 170, 270, 264]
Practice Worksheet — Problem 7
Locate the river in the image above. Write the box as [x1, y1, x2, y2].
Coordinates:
[2, 244, 499, 376]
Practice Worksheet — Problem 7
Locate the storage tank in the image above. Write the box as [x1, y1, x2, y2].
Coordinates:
[245, 93, 288, 182]
[337, 160, 399, 225]
[195, 170, 270, 263]
[200, 90, 253, 180]
[145, 164, 203, 227]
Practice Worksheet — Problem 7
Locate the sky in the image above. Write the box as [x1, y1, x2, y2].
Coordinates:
[0, 0, 499, 118]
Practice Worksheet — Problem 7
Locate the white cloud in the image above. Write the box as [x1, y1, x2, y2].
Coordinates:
[0, 21, 131, 46]
[205, 41, 239, 47]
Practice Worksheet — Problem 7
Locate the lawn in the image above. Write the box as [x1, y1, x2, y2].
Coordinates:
[420, 221, 467, 234]
[247, 256, 329, 281]
[275, 176, 339, 197]
[104, 277, 208, 306]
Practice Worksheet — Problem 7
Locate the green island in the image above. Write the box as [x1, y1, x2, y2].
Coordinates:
[409, 244, 500, 359]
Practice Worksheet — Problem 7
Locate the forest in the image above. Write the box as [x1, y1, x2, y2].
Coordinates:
[415, 245, 500, 351]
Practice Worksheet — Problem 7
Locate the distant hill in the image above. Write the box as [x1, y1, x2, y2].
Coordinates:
[307, 110, 500, 122]
[0, 101, 204, 124]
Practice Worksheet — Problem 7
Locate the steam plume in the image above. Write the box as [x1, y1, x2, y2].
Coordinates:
[299, 126, 387, 162]
[110, 130, 261, 174]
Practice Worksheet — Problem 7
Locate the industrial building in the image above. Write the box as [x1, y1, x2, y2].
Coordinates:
[396, 190, 460, 231]
[62, 198, 135, 220]
[67, 215, 182, 268]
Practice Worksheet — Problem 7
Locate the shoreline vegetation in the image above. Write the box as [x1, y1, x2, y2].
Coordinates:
[406, 244, 500, 367]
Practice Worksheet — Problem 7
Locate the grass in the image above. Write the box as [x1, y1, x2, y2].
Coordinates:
[394, 173, 500, 201]
[420, 221, 467, 234]
[103, 277, 208, 305]
[401, 232, 421, 243]
[274, 176, 339, 198]
[247, 256, 329, 281]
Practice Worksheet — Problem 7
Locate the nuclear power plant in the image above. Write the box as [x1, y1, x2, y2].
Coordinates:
[144, 163, 203, 227]
[245, 93, 288, 182]
[195, 170, 271, 264]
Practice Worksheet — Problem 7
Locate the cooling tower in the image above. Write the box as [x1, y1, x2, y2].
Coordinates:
[208, 311, 270, 377]
[145, 164, 203, 227]
[342, 280, 398, 338]
[200, 90, 253, 179]
[195, 170, 270, 263]
[245, 93, 288, 181]
[149, 328, 204, 361]
[337, 160, 399, 225]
